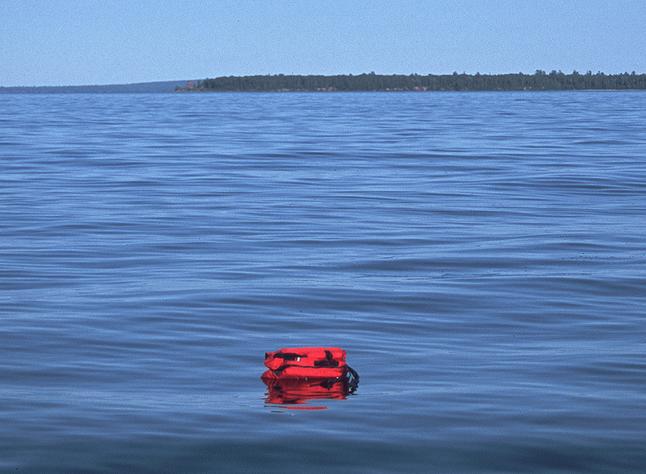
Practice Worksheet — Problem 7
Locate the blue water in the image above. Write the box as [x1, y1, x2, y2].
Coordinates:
[1, 92, 646, 473]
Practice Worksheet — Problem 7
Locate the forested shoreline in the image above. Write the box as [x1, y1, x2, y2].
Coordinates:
[180, 71, 646, 92]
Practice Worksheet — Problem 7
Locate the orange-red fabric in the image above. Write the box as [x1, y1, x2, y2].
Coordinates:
[262, 366, 345, 380]
[263, 347, 346, 379]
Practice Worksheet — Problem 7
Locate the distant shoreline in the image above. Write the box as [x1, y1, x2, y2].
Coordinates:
[180, 72, 646, 92]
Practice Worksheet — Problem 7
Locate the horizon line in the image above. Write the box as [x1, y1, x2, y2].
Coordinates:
[3, 69, 646, 89]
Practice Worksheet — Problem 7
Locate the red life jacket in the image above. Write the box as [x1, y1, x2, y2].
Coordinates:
[262, 347, 347, 380]
[262, 347, 359, 408]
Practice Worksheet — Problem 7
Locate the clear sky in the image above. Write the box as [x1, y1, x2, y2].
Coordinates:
[2, 0, 645, 86]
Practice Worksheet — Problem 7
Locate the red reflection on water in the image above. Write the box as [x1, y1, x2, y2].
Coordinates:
[262, 371, 356, 410]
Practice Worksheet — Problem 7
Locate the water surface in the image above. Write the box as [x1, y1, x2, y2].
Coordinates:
[1, 92, 646, 472]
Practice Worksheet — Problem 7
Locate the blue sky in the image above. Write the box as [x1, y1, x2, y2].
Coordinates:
[2, 0, 645, 86]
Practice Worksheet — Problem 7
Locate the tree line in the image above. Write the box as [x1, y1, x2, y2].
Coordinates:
[179, 71, 646, 92]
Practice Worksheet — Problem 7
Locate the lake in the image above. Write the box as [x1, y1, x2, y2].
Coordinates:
[1, 91, 645, 472]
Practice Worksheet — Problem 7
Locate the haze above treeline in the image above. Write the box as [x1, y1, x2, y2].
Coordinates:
[2, 71, 646, 93]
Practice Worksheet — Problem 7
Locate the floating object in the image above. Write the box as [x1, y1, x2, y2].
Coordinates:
[263, 347, 348, 379]
[262, 347, 359, 408]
